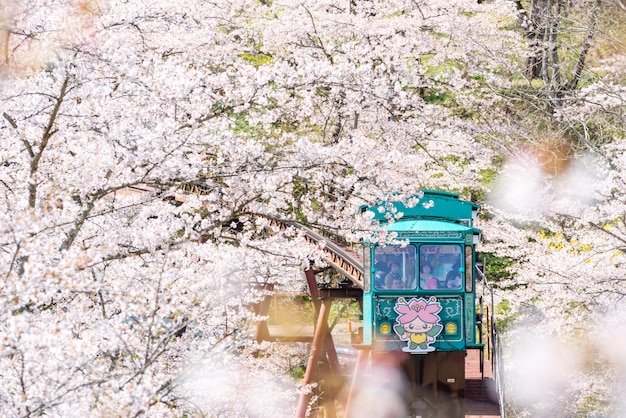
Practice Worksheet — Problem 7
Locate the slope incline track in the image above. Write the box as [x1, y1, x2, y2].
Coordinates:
[292, 223, 364, 288]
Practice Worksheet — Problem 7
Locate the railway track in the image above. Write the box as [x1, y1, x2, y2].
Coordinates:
[291, 223, 364, 288]
[124, 183, 364, 288]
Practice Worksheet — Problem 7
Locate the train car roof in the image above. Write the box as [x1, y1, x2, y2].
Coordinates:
[362, 190, 480, 223]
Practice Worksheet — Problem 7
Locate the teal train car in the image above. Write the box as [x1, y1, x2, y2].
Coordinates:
[359, 190, 483, 417]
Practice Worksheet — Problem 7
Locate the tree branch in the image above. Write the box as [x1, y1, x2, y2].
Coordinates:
[3, 112, 17, 129]
[566, 0, 601, 91]
[589, 221, 626, 247]
[29, 76, 70, 209]
[59, 199, 95, 251]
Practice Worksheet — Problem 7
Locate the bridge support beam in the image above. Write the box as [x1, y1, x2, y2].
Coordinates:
[296, 292, 331, 417]
[295, 269, 349, 417]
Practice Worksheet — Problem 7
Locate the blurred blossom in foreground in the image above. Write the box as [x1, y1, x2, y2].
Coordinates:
[506, 331, 584, 416]
[182, 352, 296, 417]
[507, 308, 626, 416]
[0, 0, 103, 78]
[347, 352, 408, 418]
[490, 147, 605, 217]
[490, 157, 545, 216]
[595, 305, 626, 416]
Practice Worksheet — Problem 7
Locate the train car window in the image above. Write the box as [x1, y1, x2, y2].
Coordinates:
[363, 246, 371, 293]
[419, 244, 463, 290]
[465, 245, 473, 292]
[373, 245, 417, 290]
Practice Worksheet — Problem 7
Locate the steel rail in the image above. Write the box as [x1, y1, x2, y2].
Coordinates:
[290, 223, 364, 288]
[123, 183, 365, 288]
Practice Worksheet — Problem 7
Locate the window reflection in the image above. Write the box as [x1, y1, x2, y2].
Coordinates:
[373, 245, 416, 290]
[419, 245, 463, 290]
[373, 244, 464, 291]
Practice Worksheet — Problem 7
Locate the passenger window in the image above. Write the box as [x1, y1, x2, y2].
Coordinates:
[373, 245, 416, 290]
[419, 244, 463, 290]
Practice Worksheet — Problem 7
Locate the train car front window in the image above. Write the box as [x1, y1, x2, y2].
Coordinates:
[373, 245, 417, 290]
[419, 244, 463, 290]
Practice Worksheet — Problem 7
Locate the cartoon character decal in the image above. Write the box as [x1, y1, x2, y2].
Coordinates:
[393, 297, 443, 353]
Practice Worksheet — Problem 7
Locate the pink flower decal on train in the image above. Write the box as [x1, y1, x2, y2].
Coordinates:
[393, 297, 443, 353]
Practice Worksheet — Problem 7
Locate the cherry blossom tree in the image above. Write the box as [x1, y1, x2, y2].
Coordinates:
[1, 0, 624, 416]
[473, 2, 626, 415]
[0, 1, 521, 415]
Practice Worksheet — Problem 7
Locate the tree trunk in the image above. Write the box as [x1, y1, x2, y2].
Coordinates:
[516, 0, 602, 95]
[525, 0, 556, 81]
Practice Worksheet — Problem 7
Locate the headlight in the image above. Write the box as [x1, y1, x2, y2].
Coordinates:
[379, 322, 392, 335]
[444, 322, 457, 335]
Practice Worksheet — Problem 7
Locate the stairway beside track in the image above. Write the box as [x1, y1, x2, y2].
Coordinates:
[465, 349, 501, 418]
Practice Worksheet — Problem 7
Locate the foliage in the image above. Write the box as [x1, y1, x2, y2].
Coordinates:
[493, 299, 521, 333]
[477, 251, 516, 284]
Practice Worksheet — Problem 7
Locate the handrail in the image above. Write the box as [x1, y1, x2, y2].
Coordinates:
[476, 265, 506, 418]
[283, 222, 364, 288]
